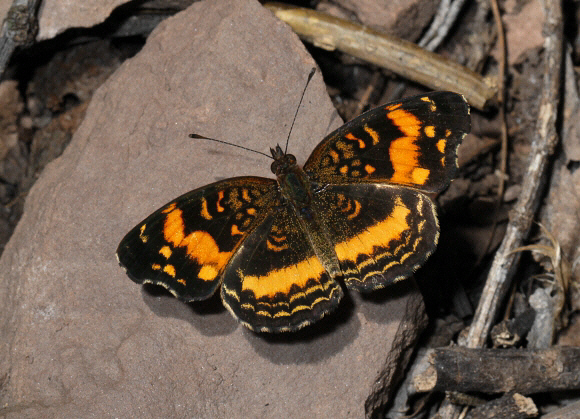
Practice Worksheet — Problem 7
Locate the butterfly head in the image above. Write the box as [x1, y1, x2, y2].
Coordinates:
[270, 144, 297, 176]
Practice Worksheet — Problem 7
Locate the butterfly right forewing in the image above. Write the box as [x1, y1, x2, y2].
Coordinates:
[304, 91, 470, 193]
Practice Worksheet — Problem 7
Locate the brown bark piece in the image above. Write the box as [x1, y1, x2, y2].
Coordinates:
[414, 347, 580, 395]
[465, 393, 537, 419]
[491, 0, 544, 65]
[0, 0, 425, 417]
[540, 50, 580, 310]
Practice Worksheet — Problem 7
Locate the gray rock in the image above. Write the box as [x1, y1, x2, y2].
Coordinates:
[0, 0, 426, 417]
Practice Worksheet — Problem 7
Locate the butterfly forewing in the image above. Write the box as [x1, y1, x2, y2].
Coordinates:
[304, 91, 470, 192]
[117, 177, 278, 301]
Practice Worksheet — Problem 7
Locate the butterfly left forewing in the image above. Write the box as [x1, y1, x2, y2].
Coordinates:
[117, 177, 278, 301]
[304, 91, 470, 192]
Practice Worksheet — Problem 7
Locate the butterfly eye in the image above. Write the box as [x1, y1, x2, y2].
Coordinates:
[271, 160, 281, 175]
[287, 155, 296, 165]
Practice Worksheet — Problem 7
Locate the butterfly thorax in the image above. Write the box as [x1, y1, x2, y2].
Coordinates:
[270, 144, 312, 209]
[269, 145, 341, 280]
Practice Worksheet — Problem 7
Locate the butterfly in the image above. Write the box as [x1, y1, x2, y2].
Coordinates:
[117, 90, 470, 333]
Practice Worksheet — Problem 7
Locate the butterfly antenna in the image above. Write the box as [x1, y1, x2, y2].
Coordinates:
[188, 134, 272, 159]
[284, 68, 316, 154]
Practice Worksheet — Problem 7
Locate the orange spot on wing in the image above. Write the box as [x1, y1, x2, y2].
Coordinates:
[163, 264, 176, 277]
[159, 245, 172, 259]
[364, 164, 375, 175]
[163, 207, 232, 281]
[201, 198, 212, 220]
[347, 200, 361, 220]
[436, 139, 446, 153]
[266, 239, 289, 251]
[387, 109, 429, 185]
[139, 224, 148, 243]
[216, 190, 225, 212]
[421, 96, 437, 111]
[346, 132, 365, 149]
[231, 224, 243, 236]
[329, 149, 340, 163]
[162, 202, 177, 213]
[425, 125, 435, 137]
[412, 167, 430, 184]
[241, 256, 325, 299]
[339, 165, 349, 175]
[177, 279, 186, 286]
[364, 125, 380, 145]
[388, 109, 421, 136]
[199, 266, 219, 281]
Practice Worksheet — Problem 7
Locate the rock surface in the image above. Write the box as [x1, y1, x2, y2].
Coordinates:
[0, 0, 426, 417]
[37, 0, 129, 39]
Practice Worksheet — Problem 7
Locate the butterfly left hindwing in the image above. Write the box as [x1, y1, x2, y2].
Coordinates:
[221, 205, 344, 333]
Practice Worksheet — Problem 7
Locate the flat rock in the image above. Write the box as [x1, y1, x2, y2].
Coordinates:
[35, 0, 197, 40]
[0, 0, 426, 417]
[37, 0, 129, 40]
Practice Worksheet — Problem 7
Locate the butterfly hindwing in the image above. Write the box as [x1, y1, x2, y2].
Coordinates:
[116, 177, 278, 301]
[304, 91, 470, 192]
[310, 183, 439, 291]
[221, 205, 344, 333]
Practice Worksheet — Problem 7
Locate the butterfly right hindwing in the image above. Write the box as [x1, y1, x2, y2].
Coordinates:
[310, 183, 439, 291]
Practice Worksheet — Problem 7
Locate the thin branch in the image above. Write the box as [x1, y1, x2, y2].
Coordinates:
[435, 2, 563, 417]
[490, 0, 508, 200]
[0, 0, 41, 79]
[466, 0, 563, 349]
[414, 347, 580, 394]
[419, 0, 469, 51]
[264, 3, 496, 110]
[474, 0, 509, 288]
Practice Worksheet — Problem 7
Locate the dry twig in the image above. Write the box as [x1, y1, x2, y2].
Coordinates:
[413, 347, 580, 395]
[476, 0, 509, 266]
[435, 1, 563, 417]
[0, 0, 41, 78]
[465, 0, 563, 349]
[264, 2, 496, 110]
[418, 0, 469, 51]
